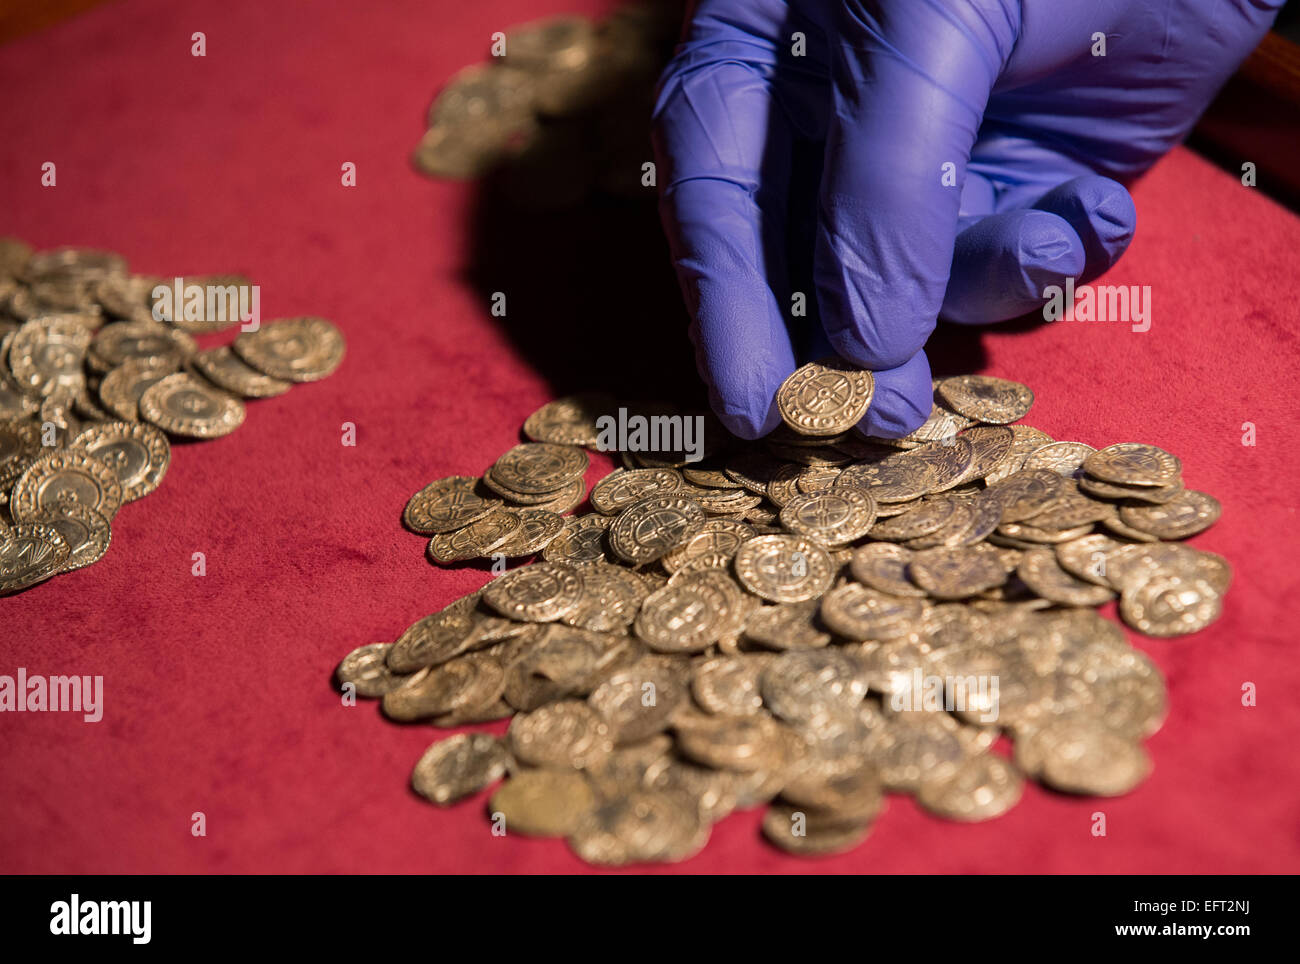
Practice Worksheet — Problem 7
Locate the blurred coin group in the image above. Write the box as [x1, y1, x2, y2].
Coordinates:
[340, 370, 1228, 865]
[412, 4, 684, 205]
[0, 238, 345, 595]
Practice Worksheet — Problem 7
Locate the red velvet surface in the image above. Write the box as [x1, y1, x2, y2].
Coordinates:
[1, 0, 1298, 874]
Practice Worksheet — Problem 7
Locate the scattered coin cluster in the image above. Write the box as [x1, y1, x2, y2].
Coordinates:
[412, 5, 683, 204]
[339, 367, 1229, 865]
[0, 239, 345, 595]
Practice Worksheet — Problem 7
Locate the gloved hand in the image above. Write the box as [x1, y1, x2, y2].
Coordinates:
[652, 0, 1282, 439]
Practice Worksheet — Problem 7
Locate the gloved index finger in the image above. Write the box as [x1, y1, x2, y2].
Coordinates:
[653, 33, 800, 439]
[815, 0, 1020, 371]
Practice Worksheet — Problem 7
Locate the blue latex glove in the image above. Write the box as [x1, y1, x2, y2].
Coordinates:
[652, 0, 1283, 439]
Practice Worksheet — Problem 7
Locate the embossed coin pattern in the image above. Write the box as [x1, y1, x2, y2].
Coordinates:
[0, 240, 345, 594]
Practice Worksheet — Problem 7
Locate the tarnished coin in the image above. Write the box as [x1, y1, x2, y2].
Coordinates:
[542, 513, 611, 565]
[10, 449, 124, 522]
[1100, 513, 1162, 545]
[489, 769, 597, 837]
[835, 457, 934, 503]
[1023, 482, 1116, 529]
[383, 655, 504, 721]
[24, 247, 126, 281]
[691, 655, 771, 716]
[683, 466, 734, 488]
[8, 316, 92, 397]
[819, 583, 925, 640]
[387, 598, 479, 672]
[494, 508, 565, 556]
[870, 498, 957, 541]
[0, 363, 40, 421]
[761, 650, 867, 724]
[849, 543, 927, 598]
[139, 372, 246, 439]
[1117, 489, 1220, 539]
[904, 436, 976, 493]
[38, 391, 81, 447]
[635, 570, 738, 653]
[0, 418, 41, 490]
[233, 317, 345, 382]
[764, 462, 804, 507]
[190, 345, 292, 398]
[483, 561, 584, 622]
[608, 494, 704, 564]
[1055, 533, 1126, 587]
[523, 392, 613, 445]
[569, 789, 707, 865]
[982, 425, 1055, 484]
[692, 487, 761, 515]
[588, 660, 686, 743]
[1021, 441, 1096, 478]
[782, 765, 884, 822]
[590, 467, 681, 515]
[779, 488, 877, 547]
[1107, 543, 1231, 595]
[917, 753, 1023, 820]
[0, 523, 70, 595]
[1018, 717, 1152, 796]
[71, 421, 170, 502]
[526, 476, 586, 514]
[412, 118, 532, 179]
[733, 534, 835, 603]
[88, 320, 196, 372]
[660, 518, 754, 573]
[335, 643, 410, 697]
[936, 375, 1034, 424]
[1120, 574, 1221, 637]
[559, 562, 647, 630]
[0, 237, 32, 277]
[506, 14, 598, 71]
[155, 275, 258, 334]
[1079, 473, 1184, 504]
[743, 600, 831, 651]
[1017, 547, 1116, 606]
[428, 61, 536, 127]
[92, 274, 159, 321]
[412, 733, 512, 805]
[909, 546, 1007, 600]
[676, 713, 787, 773]
[864, 711, 969, 790]
[1084, 442, 1182, 487]
[987, 468, 1068, 523]
[776, 358, 874, 437]
[761, 803, 872, 856]
[427, 508, 522, 563]
[28, 500, 111, 572]
[97, 357, 180, 421]
[490, 442, 589, 495]
[403, 475, 494, 534]
[958, 425, 1014, 482]
[508, 700, 614, 769]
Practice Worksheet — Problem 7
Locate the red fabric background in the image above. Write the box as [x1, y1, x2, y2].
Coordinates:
[1, 0, 1298, 874]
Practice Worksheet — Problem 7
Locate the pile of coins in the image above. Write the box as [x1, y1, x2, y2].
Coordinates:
[412, 5, 682, 203]
[0, 238, 346, 595]
[338, 364, 1228, 864]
